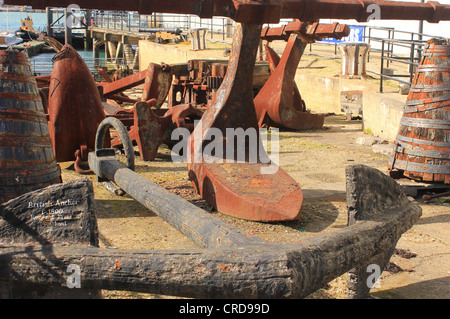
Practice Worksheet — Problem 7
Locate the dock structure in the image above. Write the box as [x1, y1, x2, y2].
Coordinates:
[89, 26, 156, 68]
[45, 7, 92, 49]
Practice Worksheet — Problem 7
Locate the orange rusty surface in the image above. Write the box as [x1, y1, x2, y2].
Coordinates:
[47, 44, 106, 163]
[389, 38, 450, 184]
[186, 24, 304, 221]
[189, 161, 303, 221]
[254, 33, 325, 130]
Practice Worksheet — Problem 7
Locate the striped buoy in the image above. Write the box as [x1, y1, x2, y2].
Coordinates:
[0, 49, 61, 204]
[389, 38, 450, 184]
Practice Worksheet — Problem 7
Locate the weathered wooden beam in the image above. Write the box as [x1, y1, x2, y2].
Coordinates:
[88, 146, 265, 249]
[0, 153, 421, 299]
[0, 165, 421, 298]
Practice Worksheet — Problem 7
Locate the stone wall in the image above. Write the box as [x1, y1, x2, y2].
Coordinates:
[294, 73, 408, 142]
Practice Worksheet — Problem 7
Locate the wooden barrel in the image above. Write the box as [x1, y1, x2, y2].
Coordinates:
[0, 50, 61, 204]
[389, 38, 450, 184]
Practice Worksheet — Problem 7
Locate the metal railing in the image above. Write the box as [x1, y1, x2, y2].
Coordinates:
[91, 11, 235, 40]
[362, 26, 447, 92]
[29, 56, 128, 77]
[308, 24, 447, 93]
[368, 38, 426, 93]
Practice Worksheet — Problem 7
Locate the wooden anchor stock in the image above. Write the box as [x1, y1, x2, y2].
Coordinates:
[0, 160, 422, 298]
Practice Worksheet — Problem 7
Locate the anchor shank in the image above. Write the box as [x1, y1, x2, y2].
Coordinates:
[88, 150, 265, 249]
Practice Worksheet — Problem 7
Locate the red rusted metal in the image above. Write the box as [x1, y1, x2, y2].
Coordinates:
[0, 49, 61, 204]
[187, 23, 304, 222]
[100, 69, 147, 97]
[100, 62, 173, 109]
[168, 59, 270, 109]
[35, 74, 51, 88]
[5, 0, 450, 24]
[141, 63, 173, 108]
[101, 62, 197, 161]
[255, 21, 349, 131]
[110, 102, 203, 161]
[389, 38, 450, 184]
[116, 100, 171, 161]
[47, 44, 107, 174]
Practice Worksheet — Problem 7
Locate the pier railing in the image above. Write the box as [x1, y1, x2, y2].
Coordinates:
[308, 24, 447, 93]
[92, 11, 235, 40]
[30, 56, 128, 78]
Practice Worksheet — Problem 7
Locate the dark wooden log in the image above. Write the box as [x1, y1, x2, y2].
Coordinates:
[0, 165, 422, 299]
[88, 147, 266, 249]
[345, 164, 421, 298]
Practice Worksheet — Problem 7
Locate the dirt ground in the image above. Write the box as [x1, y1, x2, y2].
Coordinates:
[59, 114, 449, 300]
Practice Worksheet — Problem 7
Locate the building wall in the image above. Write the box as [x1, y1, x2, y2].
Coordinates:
[139, 39, 228, 70]
[294, 73, 407, 141]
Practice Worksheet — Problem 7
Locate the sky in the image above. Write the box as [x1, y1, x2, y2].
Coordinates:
[324, 0, 450, 39]
[319, 0, 450, 53]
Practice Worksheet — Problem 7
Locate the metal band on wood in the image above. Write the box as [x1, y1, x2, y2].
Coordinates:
[410, 84, 450, 92]
[395, 134, 450, 148]
[390, 156, 450, 174]
[403, 102, 450, 113]
[406, 94, 450, 106]
[395, 141, 450, 159]
[0, 165, 61, 186]
[416, 66, 450, 73]
[400, 117, 450, 129]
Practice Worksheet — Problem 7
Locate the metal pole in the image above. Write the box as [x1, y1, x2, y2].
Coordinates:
[380, 39, 385, 93]
[46, 7, 53, 37]
[64, 8, 72, 45]
[419, 0, 425, 42]
[410, 42, 416, 83]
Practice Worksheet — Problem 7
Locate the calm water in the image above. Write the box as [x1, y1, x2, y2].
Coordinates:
[0, 10, 48, 33]
[1, 9, 103, 75]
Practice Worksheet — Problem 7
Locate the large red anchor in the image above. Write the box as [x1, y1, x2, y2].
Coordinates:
[254, 21, 348, 130]
[187, 21, 350, 222]
[187, 23, 303, 222]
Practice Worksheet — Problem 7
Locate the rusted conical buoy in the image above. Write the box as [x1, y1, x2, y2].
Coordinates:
[389, 38, 450, 184]
[47, 44, 107, 174]
[0, 49, 61, 204]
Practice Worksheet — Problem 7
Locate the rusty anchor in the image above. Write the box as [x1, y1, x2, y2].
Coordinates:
[185, 22, 304, 222]
[186, 21, 348, 221]
[3, 0, 449, 299]
[100, 62, 204, 162]
[254, 21, 349, 130]
[99, 62, 173, 109]
[109, 101, 204, 161]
